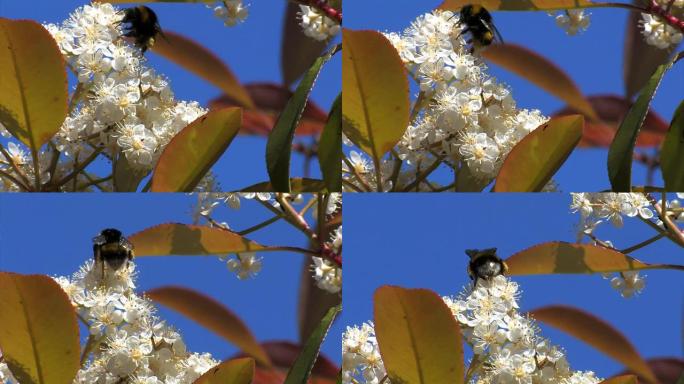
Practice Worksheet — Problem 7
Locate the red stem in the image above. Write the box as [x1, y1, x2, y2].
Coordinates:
[649, 0, 684, 31]
[302, 0, 342, 23]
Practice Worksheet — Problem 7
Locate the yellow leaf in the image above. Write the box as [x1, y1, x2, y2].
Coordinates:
[505, 241, 684, 275]
[530, 306, 656, 384]
[192, 358, 255, 384]
[0, 273, 80, 384]
[342, 29, 409, 162]
[147, 286, 271, 367]
[0, 19, 67, 153]
[129, 223, 266, 256]
[150, 107, 242, 192]
[374, 286, 463, 384]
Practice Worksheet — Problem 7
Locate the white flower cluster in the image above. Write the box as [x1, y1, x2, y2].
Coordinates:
[553, 9, 591, 35]
[194, 193, 342, 294]
[298, 4, 341, 41]
[641, 0, 683, 49]
[0, 260, 218, 383]
[0, 3, 208, 191]
[209, 0, 249, 27]
[342, 276, 602, 384]
[344, 11, 550, 191]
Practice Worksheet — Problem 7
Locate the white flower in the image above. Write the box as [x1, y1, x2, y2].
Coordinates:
[554, 9, 590, 35]
[211, 0, 249, 27]
[226, 252, 262, 279]
[610, 271, 646, 298]
[458, 132, 500, 177]
[641, 13, 683, 49]
[116, 124, 158, 167]
[312, 257, 342, 294]
[298, 5, 340, 41]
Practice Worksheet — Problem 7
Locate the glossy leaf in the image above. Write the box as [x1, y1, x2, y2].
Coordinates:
[553, 94, 669, 147]
[598, 375, 638, 384]
[437, 0, 597, 11]
[256, 341, 339, 378]
[151, 31, 253, 108]
[623, 6, 675, 100]
[284, 305, 341, 384]
[210, 82, 327, 136]
[147, 286, 271, 366]
[319, 93, 342, 192]
[267, 45, 339, 192]
[530, 305, 656, 383]
[0, 19, 67, 154]
[297, 260, 342, 345]
[281, 2, 328, 87]
[506, 241, 684, 275]
[0, 273, 80, 384]
[661, 100, 684, 191]
[192, 358, 255, 384]
[129, 223, 266, 256]
[342, 29, 409, 162]
[482, 44, 597, 120]
[150, 107, 242, 192]
[242, 178, 327, 192]
[608, 53, 680, 191]
[374, 286, 463, 384]
[493, 115, 583, 192]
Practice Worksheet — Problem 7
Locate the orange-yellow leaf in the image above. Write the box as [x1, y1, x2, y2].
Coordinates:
[342, 29, 409, 161]
[147, 286, 271, 367]
[506, 241, 684, 275]
[0, 273, 80, 384]
[151, 31, 253, 108]
[530, 306, 656, 384]
[482, 44, 597, 120]
[0, 19, 67, 152]
[192, 357, 255, 384]
[494, 115, 583, 192]
[129, 223, 266, 256]
[150, 107, 242, 192]
[598, 375, 639, 384]
[374, 286, 463, 384]
[437, 0, 597, 11]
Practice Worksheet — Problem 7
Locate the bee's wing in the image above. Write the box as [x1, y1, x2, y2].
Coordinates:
[120, 237, 134, 252]
[481, 18, 504, 43]
[93, 234, 106, 245]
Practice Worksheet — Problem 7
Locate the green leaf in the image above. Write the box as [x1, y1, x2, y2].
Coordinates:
[374, 286, 463, 384]
[129, 223, 266, 256]
[608, 52, 681, 191]
[506, 241, 684, 275]
[151, 30, 254, 109]
[281, 2, 328, 87]
[192, 358, 255, 384]
[150, 107, 242, 192]
[342, 29, 410, 164]
[319, 93, 342, 192]
[437, 0, 597, 11]
[0, 19, 67, 155]
[267, 44, 339, 192]
[481, 44, 597, 120]
[241, 178, 327, 192]
[146, 286, 271, 367]
[284, 305, 341, 384]
[661, 100, 684, 191]
[530, 306, 656, 383]
[493, 115, 583, 192]
[0, 273, 80, 384]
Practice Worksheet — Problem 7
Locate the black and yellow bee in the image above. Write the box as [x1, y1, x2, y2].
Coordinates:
[466, 248, 508, 285]
[93, 228, 134, 278]
[457, 5, 504, 49]
[120, 5, 164, 53]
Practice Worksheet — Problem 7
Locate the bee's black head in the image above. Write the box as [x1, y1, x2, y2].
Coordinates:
[100, 228, 123, 242]
[465, 248, 497, 259]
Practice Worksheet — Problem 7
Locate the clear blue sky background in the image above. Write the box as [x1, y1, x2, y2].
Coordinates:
[0, 0, 340, 191]
[343, 193, 684, 380]
[0, 194, 342, 365]
[345, 0, 684, 191]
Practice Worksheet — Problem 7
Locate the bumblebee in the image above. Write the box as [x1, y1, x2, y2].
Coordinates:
[457, 5, 504, 49]
[93, 228, 134, 278]
[120, 5, 164, 53]
[466, 248, 508, 285]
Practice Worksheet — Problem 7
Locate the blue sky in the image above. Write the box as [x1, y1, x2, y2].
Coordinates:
[0, 0, 340, 191]
[0, 194, 342, 365]
[345, 0, 684, 192]
[342, 193, 684, 379]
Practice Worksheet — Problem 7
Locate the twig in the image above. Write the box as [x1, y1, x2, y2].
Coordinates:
[620, 232, 667, 254]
